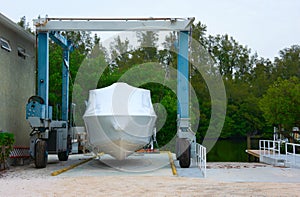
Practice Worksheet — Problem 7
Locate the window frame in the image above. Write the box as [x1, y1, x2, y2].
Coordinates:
[17, 46, 27, 59]
[0, 37, 12, 52]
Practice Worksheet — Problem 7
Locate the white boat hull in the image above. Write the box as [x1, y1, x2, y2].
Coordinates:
[84, 115, 156, 160]
[83, 83, 157, 160]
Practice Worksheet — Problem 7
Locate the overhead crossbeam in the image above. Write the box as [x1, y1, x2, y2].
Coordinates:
[34, 17, 195, 32]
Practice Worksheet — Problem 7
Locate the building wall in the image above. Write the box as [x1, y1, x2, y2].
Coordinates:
[0, 15, 36, 146]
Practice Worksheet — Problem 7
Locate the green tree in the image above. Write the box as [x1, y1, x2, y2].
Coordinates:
[109, 35, 131, 71]
[17, 16, 33, 34]
[274, 45, 300, 79]
[259, 77, 300, 141]
[136, 31, 159, 61]
[72, 38, 108, 125]
[250, 58, 274, 97]
[207, 34, 254, 80]
[162, 31, 177, 51]
[110, 35, 130, 59]
[191, 22, 208, 47]
[49, 31, 97, 120]
[137, 31, 158, 48]
[90, 34, 107, 59]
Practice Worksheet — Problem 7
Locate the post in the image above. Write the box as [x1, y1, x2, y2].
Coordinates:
[62, 49, 69, 121]
[176, 31, 193, 168]
[273, 127, 278, 141]
[177, 31, 189, 120]
[37, 32, 49, 118]
[247, 134, 251, 161]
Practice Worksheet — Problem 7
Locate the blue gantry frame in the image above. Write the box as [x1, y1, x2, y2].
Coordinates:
[37, 30, 189, 124]
[177, 31, 189, 120]
[37, 31, 73, 121]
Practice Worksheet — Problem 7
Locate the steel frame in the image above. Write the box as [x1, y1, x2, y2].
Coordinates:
[29, 16, 195, 167]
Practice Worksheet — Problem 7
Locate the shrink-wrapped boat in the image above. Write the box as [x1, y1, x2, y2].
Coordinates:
[83, 83, 157, 160]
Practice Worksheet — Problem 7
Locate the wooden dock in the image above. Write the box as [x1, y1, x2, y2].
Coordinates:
[246, 149, 280, 161]
[245, 149, 260, 158]
[245, 149, 275, 158]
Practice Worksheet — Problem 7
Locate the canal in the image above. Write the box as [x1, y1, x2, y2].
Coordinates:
[206, 138, 259, 162]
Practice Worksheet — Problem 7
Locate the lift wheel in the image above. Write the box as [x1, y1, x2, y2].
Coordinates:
[35, 140, 48, 168]
[178, 138, 191, 168]
[58, 151, 69, 161]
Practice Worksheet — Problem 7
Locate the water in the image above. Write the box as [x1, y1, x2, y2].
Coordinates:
[206, 138, 258, 162]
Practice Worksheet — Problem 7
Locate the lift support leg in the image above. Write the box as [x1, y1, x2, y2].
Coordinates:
[176, 31, 195, 168]
[26, 31, 73, 168]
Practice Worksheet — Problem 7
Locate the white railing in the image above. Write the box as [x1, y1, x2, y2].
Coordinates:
[259, 140, 281, 156]
[195, 143, 206, 178]
[259, 140, 300, 168]
[259, 140, 283, 166]
[285, 143, 300, 168]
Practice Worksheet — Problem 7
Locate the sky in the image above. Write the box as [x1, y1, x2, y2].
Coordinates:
[1, 0, 300, 60]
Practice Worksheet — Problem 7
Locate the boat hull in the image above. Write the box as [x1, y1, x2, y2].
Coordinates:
[84, 115, 156, 160]
[83, 83, 157, 160]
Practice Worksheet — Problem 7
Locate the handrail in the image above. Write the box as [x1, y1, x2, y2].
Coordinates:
[285, 142, 300, 167]
[259, 140, 281, 156]
[259, 140, 300, 168]
[285, 142, 300, 155]
[195, 143, 206, 178]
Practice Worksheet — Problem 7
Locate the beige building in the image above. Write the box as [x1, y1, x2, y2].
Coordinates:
[0, 13, 36, 146]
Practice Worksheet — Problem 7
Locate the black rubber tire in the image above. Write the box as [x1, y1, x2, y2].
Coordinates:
[58, 151, 69, 161]
[35, 140, 48, 168]
[179, 139, 191, 168]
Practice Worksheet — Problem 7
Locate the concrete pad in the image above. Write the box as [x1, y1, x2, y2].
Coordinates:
[173, 160, 204, 178]
[49, 153, 300, 183]
[206, 164, 300, 183]
[58, 152, 173, 177]
[47, 153, 94, 172]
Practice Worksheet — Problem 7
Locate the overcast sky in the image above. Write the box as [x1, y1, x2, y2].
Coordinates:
[1, 0, 300, 60]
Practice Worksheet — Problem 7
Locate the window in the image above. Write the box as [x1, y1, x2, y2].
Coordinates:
[17, 46, 27, 59]
[0, 37, 12, 52]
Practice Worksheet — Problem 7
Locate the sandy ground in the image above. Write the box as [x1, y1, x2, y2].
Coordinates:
[1, 159, 300, 196]
[2, 175, 300, 197]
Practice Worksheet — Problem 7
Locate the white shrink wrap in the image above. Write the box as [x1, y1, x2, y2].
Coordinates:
[83, 82, 157, 160]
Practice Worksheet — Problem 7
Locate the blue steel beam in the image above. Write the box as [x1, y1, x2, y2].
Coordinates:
[177, 31, 189, 119]
[49, 32, 74, 51]
[49, 32, 68, 49]
[37, 32, 50, 119]
[61, 48, 69, 121]
[49, 32, 72, 121]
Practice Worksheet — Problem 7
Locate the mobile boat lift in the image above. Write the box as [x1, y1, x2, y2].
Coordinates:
[26, 16, 201, 169]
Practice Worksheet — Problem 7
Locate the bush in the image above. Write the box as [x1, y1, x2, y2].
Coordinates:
[0, 132, 15, 170]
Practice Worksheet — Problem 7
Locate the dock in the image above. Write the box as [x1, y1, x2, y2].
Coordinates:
[246, 149, 274, 162]
[246, 149, 260, 158]
[246, 149, 274, 158]
[246, 149, 300, 168]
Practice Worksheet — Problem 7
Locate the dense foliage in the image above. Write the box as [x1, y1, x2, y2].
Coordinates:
[0, 132, 14, 169]
[259, 77, 300, 141]
[18, 17, 300, 146]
